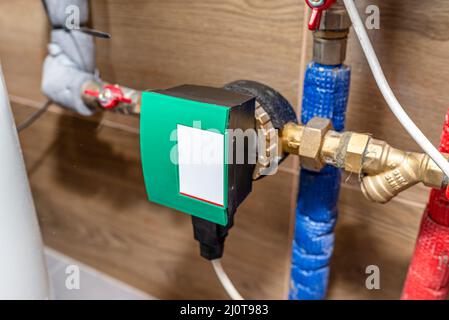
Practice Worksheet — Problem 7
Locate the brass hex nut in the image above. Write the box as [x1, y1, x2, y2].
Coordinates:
[319, 6, 351, 32]
[344, 133, 371, 173]
[423, 154, 448, 189]
[299, 117, 332, 171]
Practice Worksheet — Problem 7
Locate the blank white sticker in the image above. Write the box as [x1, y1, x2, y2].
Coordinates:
[177, 124, 224, 207]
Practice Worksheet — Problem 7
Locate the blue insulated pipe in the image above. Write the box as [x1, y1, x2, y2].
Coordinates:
[289, 62, 351, 300]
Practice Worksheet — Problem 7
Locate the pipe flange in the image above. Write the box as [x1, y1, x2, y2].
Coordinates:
[253, 102, 280, 180]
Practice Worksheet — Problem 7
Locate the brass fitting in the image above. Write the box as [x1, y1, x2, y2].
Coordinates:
[313, 0, 351, 65]
[281, 117, 449, 203]
[281, 122, 304, 155]
[298, 117, 332, 171]
[360, 141, 448, 203]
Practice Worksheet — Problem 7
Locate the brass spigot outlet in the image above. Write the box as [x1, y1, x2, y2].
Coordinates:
[281, 117, 449, 203]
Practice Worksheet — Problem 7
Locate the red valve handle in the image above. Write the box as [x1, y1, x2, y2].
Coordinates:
[305, 0, 336, 30]
[84, 84, 132, 109]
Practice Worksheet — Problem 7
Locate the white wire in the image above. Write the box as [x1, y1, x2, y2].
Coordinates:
[342, 0, 449, 178]
[211, 259, 244, 300]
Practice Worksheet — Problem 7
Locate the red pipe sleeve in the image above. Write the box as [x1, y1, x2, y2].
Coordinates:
[401, 109, 449, 300]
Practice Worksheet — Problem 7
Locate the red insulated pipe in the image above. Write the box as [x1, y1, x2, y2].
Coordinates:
[401, 109, 449, 300]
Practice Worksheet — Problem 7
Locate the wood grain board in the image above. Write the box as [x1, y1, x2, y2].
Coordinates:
[12, 102, 293, 299]
[1, 0, 449, 299]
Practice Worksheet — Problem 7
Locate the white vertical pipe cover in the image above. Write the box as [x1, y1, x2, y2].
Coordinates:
[0, 63, 50, 299]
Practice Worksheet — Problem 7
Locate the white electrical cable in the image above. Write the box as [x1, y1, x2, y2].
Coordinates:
[342, 0, 449, 178]
[211, 259, 244, 300]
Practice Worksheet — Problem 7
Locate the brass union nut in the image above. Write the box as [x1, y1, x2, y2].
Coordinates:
[299, 117, 332, 171]
[422, 155, 448, 189]
[344, 133, 371, 173]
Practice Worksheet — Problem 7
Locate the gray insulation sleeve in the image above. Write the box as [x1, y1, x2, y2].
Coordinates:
[44, 0, 89, 26]
[41, 0, 97, 115]
[51, 30, 95, 73]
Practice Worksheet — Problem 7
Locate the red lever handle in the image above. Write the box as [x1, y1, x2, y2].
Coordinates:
[305, 0, 336, 30]
[84, 84, 132, 109]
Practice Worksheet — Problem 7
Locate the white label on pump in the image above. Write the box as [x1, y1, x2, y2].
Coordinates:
[177, 124, 224, 207]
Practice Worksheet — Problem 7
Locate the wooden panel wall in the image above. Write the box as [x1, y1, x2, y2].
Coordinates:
[1, 0, 305, 300]
[1, 0, 449, 299]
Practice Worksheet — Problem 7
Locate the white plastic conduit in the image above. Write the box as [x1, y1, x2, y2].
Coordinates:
[211, 260, 244, 300]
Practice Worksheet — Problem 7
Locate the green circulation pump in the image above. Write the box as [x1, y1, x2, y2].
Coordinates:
[140, 82, 297, 260]
[140, 84, 255, 259]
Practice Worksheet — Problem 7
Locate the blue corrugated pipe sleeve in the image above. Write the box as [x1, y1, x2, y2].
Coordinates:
[289, 62, 351, 300]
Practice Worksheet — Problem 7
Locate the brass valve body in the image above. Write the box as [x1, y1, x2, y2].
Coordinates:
[281, 118, 448, 203]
